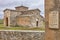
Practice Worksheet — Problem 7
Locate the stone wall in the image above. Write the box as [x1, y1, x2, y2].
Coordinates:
[0, 30, 45, 40]
[15, 7, 28, 11]
[4, 6, 44, 27]
[4, 10, 11, 27]
[17, 16, 31, 27]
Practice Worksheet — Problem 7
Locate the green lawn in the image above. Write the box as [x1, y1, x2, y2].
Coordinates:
[0, 19, 3, 24]
[0, 19, 45, 30]
[0, 24, 45, 30]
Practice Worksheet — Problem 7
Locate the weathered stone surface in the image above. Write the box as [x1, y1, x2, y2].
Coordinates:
[4, 6, 44, 28]
[49, 11, 59, 29]
[45, 0, 60, 40]
[0, 31, 45, 40]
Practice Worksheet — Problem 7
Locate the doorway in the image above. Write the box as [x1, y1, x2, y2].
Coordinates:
[36, 21, 38, 27]
[6, 17, 8, 26]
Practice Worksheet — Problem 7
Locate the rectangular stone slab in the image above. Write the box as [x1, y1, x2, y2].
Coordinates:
[49, 11, 59, 29]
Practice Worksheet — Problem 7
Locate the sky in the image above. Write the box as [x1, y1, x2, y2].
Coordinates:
[0, 0, 44, 19]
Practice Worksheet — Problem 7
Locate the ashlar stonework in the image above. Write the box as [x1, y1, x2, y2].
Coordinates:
[4, 6, 44, 28]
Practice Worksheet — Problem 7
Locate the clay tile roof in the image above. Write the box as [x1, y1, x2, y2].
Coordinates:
[3, 9, 15, 12]
[15, 6, 28, 8]
[20, 11, 30, 15]
[29, 9, 41, 12]
[3, 9, 10, 12]
[40, 15, 45, 22]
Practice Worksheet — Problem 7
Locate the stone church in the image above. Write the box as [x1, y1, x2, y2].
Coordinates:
[4, 6, 44, 28]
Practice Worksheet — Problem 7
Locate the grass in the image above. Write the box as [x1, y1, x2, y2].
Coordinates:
[0, 24, 45, 30]
[0, 19, 3, 24]
[0, 19, 45, 30]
